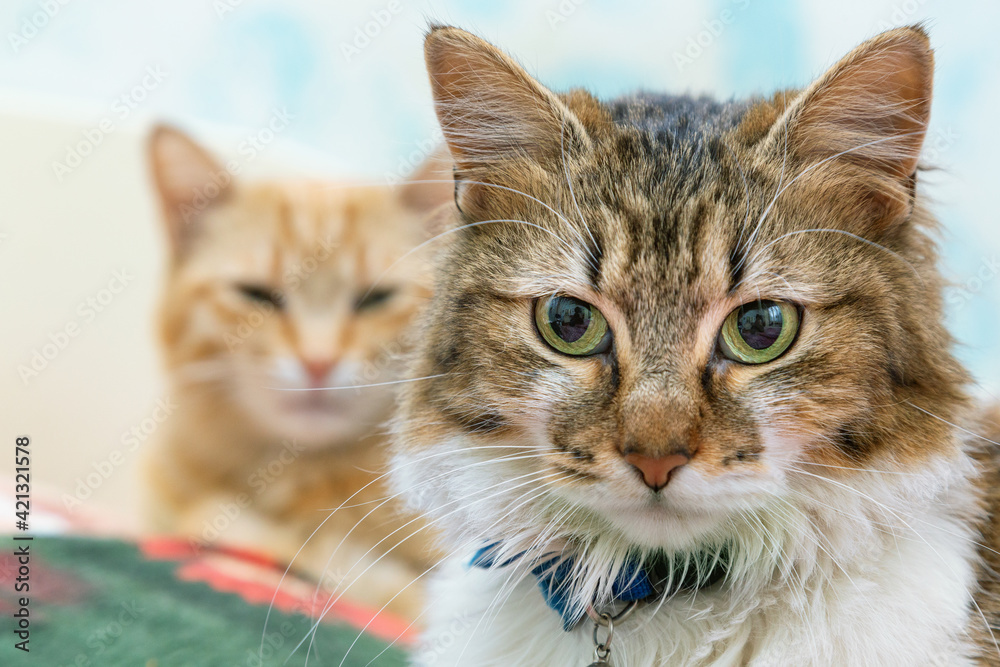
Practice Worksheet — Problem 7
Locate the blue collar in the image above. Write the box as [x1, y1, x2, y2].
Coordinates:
[470, 543, 657, 630]
[471, 542, 731, 630]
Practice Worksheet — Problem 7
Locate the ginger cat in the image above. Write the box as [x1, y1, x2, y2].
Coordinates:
[144, 125, 451, 621]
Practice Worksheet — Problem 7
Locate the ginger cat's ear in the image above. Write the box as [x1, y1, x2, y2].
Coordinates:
[423, 25, 591, 212]
[397, 145, 454, 215]
[779, 26, 934, 229]
[148, 125, 230, 254]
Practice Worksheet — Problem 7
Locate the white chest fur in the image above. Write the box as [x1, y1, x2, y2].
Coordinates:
[412, 503, 981, 667]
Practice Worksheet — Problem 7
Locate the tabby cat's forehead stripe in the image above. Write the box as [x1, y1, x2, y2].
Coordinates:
[584, 232, 603, 288]
[728, 244, 747, 293]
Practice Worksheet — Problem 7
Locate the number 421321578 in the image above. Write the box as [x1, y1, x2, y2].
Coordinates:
[15, 436, 29, 530]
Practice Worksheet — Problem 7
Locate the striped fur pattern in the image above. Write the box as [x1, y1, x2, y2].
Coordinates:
[390, 25, 1000, 665]
[144, 126, 451, 619]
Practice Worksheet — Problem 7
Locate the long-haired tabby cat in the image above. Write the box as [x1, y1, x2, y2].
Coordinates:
[388, 25, 1000, 665]
[144, 125, 451, 619]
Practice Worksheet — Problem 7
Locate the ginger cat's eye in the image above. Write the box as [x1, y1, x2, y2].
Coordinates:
[237, 283, 284, 309]
[534, 296, 612, 356]
[355, 287, 396, 312]
[719, 300, 799, 364]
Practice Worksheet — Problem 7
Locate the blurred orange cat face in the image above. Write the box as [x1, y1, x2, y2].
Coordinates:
[150, 127, 450, 446]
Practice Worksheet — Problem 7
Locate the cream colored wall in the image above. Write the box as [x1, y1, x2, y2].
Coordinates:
[2, 113, 162, 530]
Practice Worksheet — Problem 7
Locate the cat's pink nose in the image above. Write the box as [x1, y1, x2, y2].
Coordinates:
[623, 452, 689, 491]
[302, 359, 335, 385]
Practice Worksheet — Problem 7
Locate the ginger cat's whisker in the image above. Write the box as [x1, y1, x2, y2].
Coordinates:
[263, 373, 449, 392]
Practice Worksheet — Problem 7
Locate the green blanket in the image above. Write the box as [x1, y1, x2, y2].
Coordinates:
[0, 537, 409, 666]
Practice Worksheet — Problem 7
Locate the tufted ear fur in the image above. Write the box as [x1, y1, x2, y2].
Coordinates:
[778, 25, 934, 231]
[423, 25, 591, 212]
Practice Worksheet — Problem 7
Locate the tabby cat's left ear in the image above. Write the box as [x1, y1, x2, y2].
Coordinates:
[778, 25, 934, 229]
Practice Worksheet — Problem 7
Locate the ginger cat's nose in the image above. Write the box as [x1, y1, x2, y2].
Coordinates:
[302, 358, 335, 385]
[623, 452, 689, 491]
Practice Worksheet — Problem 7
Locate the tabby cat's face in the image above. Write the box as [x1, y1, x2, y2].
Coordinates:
[393, 26, 968, 574]
[150, 128, 450, 446]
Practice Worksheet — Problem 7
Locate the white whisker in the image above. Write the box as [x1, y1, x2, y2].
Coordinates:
[263, 374, 447, 392]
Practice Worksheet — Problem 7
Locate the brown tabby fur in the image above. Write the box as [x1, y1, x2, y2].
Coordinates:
[391, 23, 1000, 663]
[145, 126, 451, 620]
[973, 404, 1000, 658]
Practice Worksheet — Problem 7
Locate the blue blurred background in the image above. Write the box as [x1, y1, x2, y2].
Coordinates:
[1, 0, 997, 522]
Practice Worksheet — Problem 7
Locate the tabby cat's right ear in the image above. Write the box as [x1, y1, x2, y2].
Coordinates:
[148, 125, 230, 254]
[423, 25, 591, 211]
[773, 26, 934, 233]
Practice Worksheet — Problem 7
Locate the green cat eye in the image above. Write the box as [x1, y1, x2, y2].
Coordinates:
[719, 300, 799, 364]
[534, 296, 612, 356]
